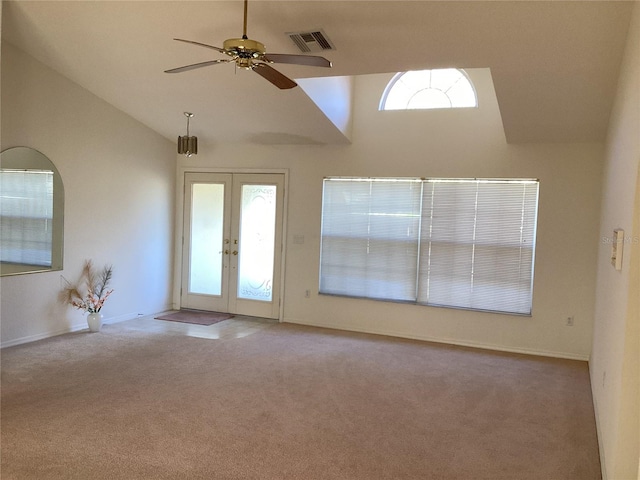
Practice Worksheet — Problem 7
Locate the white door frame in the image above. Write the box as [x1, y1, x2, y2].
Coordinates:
[172, 167, 289, 321]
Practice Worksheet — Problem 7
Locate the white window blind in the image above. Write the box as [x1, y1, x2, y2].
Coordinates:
[320, 178, 422, 302]
[320, 177, 539, 315]
[0, 169, 54, 267]
[419, 179, 538, 314]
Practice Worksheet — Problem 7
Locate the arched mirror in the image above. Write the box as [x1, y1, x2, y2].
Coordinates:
[0, 147, 64, 276]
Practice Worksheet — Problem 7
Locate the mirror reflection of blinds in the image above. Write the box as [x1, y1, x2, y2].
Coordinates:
[320, 178, 539, 315]
[0, 169, 54, 267]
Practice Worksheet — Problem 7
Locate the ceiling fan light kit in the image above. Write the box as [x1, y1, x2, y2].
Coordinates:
[178, 112, 197, 157]
[164, 0, 331, 89]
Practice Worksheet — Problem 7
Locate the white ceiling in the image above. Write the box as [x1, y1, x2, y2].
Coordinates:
[1, 1, 634, 145]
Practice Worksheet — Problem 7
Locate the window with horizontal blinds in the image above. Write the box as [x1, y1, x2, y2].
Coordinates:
[319, 178, 422, 302]
[320, 177, 539, 315]
[0, 169, 54, 267]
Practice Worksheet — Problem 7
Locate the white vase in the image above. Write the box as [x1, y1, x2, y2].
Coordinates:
[87, 312, 103, 332]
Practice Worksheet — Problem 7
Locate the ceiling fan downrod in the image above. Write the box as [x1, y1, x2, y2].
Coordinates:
[242, 0, 249, 40]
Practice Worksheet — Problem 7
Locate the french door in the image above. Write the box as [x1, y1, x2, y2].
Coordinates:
[181, 172, 284, 319]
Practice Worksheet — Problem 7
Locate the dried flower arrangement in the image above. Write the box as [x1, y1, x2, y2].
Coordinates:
[60, 260, 114, 313]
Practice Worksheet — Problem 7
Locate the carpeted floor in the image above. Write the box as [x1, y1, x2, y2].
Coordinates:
[1, 317, 601, 479]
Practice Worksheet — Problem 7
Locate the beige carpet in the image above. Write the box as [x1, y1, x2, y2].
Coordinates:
[1, 320, 601, 479]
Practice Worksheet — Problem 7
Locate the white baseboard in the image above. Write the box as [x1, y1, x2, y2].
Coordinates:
[283, 317, 590, 361]
[102, 311, 138, 324]
[589, 371, 608, 480]
[1, 307, 173, 349]
[1, 323, 87, 349]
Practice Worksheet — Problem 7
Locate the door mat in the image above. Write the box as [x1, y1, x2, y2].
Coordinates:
[155, 309, 233, 326]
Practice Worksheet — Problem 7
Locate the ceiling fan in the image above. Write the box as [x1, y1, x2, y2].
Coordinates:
[164, 0, 332, 89]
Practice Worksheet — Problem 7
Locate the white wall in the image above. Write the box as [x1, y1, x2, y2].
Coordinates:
[298, 76, 354, 140]
[178, 68, 603, 360]
[1, 42, 176, 346]
[591, 2, 640, 478]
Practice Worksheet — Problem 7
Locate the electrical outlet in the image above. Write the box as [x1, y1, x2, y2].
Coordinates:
[304, 289, 310, 298]
[566, 316, 574, 326]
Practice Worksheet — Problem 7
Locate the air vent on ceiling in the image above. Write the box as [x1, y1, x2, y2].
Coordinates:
[286, 29, 335, 53]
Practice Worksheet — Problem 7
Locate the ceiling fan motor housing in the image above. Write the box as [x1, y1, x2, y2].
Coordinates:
[223, 38, 265, 56]
[223, 38, 266, 69]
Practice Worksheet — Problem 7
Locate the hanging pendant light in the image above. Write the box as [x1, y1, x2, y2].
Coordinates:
[177, 112, 198, 157]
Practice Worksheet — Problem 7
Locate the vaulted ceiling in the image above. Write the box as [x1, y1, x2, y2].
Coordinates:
[1, 1, 634, 145]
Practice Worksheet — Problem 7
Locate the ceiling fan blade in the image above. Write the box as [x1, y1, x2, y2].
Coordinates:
[262, 53, 332, 68]
[252, 63, 297, 89]
[165, 59, 231, 74]
[172, 38, 228, 55]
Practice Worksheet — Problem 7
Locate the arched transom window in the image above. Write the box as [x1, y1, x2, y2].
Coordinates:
[380, 68, 477, 111]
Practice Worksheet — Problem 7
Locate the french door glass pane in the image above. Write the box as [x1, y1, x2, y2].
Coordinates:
[237, 185, 276, 301]
[189, 183, 224, 295]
